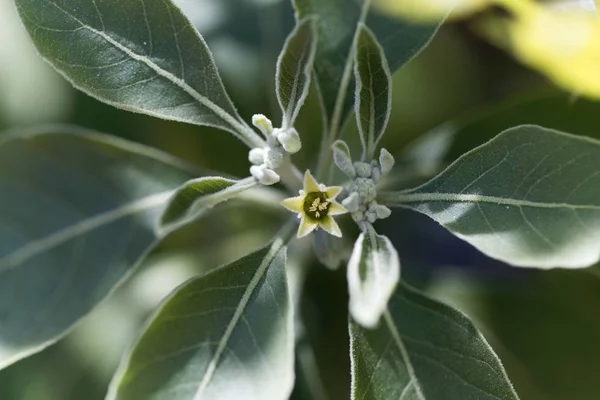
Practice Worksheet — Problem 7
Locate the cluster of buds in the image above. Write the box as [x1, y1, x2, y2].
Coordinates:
[333, 141, 395, 229]
[248, 114, 302, 185]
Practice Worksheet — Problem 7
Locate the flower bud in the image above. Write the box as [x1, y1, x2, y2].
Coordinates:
[354, 162, 373, 178]
[276, 128, 302, 154]
[252, 114, 274, 137]
[248, 148, 265, 165]
[375, 204, 392, 219]
[379, 148, 395, 175]
[250, 165, 280, 185]
[342, 192, 360, 213]
[264, 148, 284, 169]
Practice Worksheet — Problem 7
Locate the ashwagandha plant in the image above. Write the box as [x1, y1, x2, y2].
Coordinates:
[4, 0, 600, 399]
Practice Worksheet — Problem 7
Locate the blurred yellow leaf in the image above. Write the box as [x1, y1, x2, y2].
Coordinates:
[374, 0, 490, 21]
[508, 4, 600, 98]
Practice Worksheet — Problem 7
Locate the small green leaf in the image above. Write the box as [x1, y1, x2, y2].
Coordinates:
[276, 17, 317, 129]
[0, 126, 196, 369]
[107, 239, 294, 400]
[380, 125, 600, 269]
[332, 139, 356, 178]
[294, 0, 441, 130]
[354, 24, 392, 159]
[159, 176, 257, 235]
[347, 225, 399, 328]
[350, 284, 519, 400]
[14, 0, 262, 147]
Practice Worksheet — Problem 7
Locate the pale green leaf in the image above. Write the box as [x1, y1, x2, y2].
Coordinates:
[107, 239, 294, 400]
[293, 0, 441, 130]
[380, 125, 600, 269]
[13, 0, 263, 147]
[350, 284, 519, 400]
[159, 176, 257, 235]
[276, 17, 317, 129]
[354, 24, 392, 159]
[347, 225, 399, 327]
[0, 126, 195, 369]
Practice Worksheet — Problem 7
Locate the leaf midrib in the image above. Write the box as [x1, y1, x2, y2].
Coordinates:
[381, 192, 600, 211]
[36, 1, 262, 147]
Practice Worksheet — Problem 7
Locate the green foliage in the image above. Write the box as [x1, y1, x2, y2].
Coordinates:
[3, 0, 600, 399]
[350, 284, 519, 400]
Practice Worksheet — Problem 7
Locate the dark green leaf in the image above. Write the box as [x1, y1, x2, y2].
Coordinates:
[347, 225, 399, 327]
[107, 239, 294, 400]
[354, 24, 392, 159]
[277, 17, 317, 128]
[159, 176, 256, 235]
[350, 284, 519, 400]
[294, 0, 441, 131]
[381, 125, 600, 269]
[14, 0, 263, 147]
[0, 126, 195, 369]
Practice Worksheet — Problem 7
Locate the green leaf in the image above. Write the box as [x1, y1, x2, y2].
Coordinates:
[354, 24, 392, 159]
[347, 225, 399, 327]
[107, 239, 294, 400]
[350, 284, 519, 400]
[293, 0, 441, 131]
[14, 0, 263, 147]
[380, 125, 600, 269]
[0, 126, 196, 369]
[159, 176, 257, 235]
[277, 17, 317, 129]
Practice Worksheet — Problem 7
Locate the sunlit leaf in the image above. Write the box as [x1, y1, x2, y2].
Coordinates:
[276, 17, 317, 129]
[0, 126, 196, 369]
[381, 125, 600, 269]
[13, 0, 263, 147]
[107, 239, 294, 400]
[350, 283, 519, 400]
[354, 24, 392, 159]
[347, 225, 399, 328]
[159, 176, 257, 235]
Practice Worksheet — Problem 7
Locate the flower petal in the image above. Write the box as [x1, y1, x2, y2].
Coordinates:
[298, 217, 318, 238]
[328, 201, 348, 216]
[303, 170, 321, 193]
[325, 186, 343, 199]
[319, 216, 342, 237]
[281, 195, 304, 213]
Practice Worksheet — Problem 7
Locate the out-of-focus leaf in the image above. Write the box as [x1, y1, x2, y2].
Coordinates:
[277, 17, 317, 129]
[350, 283, 519, 400]
[14, 0, 263, 147]
[159, 176, 256, 235]
[354, 24, 392, 158]
[0, 126, 196, 369]
[107, 239, 294, 400]
[374, 0, 489, 22]
[381, 125, 600, 269]
[294, 0, 441, 131]
[347, 225, 399, 328]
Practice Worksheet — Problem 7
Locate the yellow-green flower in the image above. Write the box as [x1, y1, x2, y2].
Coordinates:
[282, 170, 348, 238]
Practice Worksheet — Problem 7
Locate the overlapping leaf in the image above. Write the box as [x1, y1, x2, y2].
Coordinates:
[0, 126, 196, 369]
[350, 284, 519, 400]
[14, 0, 262, 146]
[381, 125, 600, 269]
[107, 240, 294, 400]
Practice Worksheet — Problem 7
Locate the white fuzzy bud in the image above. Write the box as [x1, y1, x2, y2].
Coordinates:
[333, 140, 356, 178]
[264, 148, 284, 169]
[365, 211, 377, 224]
[371, 167, 381, 183]
[276, 128, 302, 154]
[248, 148, 265, 165]
[252, 114, 274, 137]
[354, 162, 373, 178]
[250, 165, 280, 185]
[379, 148, 395, 175]
[351, 211, 365, 223]
[342, 192, 360, 213]
[375, 205, 392, 219]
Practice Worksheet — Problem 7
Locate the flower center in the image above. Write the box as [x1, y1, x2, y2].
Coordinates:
[303, 191, 330, 220]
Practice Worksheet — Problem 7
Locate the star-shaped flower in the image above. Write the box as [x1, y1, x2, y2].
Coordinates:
[282, 170, 348, 238]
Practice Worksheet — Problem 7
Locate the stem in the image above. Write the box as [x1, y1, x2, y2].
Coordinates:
[277, 156, 304, 193]
[315, 0, 373, 182]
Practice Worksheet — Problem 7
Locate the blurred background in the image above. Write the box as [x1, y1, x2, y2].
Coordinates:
[2, 0, 600, 399]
